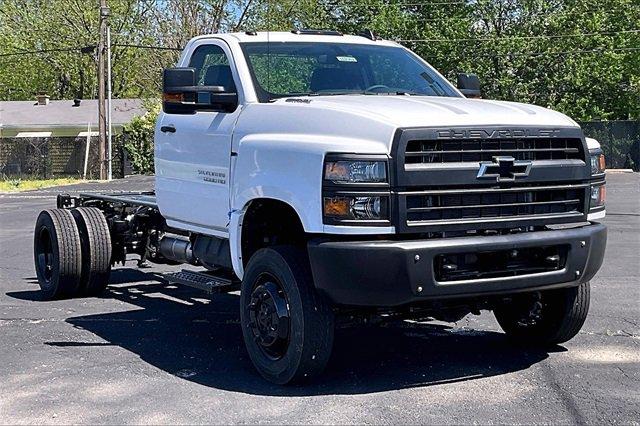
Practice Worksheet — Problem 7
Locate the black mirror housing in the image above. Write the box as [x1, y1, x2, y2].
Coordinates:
[164, 67, 195, 90]
[163, 67, 238, 114]
[457, 73, 481, 98]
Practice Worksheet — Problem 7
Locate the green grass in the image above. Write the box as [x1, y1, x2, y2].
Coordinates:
[0, 178, 85, 192]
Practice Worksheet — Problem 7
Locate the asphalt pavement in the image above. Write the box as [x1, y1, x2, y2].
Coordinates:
[0, 173, 638, 424]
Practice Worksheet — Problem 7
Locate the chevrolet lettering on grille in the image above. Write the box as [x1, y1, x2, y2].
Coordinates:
[436, 128, 561, 139]
[477, 156, 532, 182]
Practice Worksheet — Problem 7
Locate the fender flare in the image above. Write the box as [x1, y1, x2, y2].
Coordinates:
[229, 196, 305, 280]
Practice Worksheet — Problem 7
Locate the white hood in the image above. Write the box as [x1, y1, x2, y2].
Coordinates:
[277, 95, 579, 129]
[234, 95, 583, 158]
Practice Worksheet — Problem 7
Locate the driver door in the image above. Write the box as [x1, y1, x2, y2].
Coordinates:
[155, 40, 241, 237]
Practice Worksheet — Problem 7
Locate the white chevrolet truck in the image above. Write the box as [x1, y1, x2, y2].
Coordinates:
[34, 30, 607, 384]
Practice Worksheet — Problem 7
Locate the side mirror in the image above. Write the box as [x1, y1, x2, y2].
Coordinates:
[457, 73, 481, 98]
[163, 67, 238, 114]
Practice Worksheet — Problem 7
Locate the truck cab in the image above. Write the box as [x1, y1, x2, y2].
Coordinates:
[35, 30, 607, 385]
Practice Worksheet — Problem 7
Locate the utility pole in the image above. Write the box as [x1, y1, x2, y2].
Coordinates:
[97, 0, 110, 180]
[106, 26, 113, 181]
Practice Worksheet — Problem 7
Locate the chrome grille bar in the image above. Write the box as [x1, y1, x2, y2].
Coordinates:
[403, 183, 587, 226]
[405, 137, 584, 164]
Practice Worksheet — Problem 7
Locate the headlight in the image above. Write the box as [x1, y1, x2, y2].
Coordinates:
[590, 152, 606, 175]
[324, 160, 387, 183]
[590, 185, 606, 209]
[323, 195, 389, 220]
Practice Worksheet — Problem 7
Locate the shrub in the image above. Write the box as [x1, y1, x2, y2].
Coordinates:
[123, 99, 161, 175]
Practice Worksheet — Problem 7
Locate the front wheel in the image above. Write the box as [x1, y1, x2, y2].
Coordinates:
[494, 282, 590, 346]
[240, 246, 334, 384]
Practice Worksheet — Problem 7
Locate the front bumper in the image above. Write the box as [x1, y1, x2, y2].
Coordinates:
[308, 223, 606, 307]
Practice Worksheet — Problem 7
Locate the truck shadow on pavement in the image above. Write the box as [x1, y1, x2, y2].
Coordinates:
[9, 268, 556, 396]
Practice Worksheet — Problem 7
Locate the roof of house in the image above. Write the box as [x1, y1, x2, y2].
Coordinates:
[0, 98, 146, 137]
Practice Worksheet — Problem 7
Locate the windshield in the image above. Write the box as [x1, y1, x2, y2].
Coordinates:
[240, 42, 461, 102]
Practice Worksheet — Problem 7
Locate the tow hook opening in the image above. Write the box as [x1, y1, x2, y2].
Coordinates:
[435, 245, 569, 282]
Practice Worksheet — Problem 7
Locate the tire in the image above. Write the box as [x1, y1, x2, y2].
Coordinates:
[33, 209, 83, 299]
[494, 282, 590, 346]
[240, 246, 335, 385]
[71, 207, 112, 296]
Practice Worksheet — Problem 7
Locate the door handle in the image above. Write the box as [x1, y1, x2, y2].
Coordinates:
[160, 125, 176, 133]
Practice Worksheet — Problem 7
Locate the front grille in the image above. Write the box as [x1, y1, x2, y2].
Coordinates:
[405, 137, 584, 164]
[393, 127, 591, 233]
[403, 183, 587, 226]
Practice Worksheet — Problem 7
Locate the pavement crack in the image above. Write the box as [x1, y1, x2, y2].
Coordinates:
[578, 329, 639, 339]
[541, 363, 589, 424]
[616, 366, 632, 380]
[621, 318, 640, 328]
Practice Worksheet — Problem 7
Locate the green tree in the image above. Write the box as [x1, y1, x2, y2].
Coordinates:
[1, 0, 638, 121]
[122, 98, 160, 174]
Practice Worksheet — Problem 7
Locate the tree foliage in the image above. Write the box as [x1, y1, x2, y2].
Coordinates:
[122, 98, 160, 174]
[0, 0, 638, 121]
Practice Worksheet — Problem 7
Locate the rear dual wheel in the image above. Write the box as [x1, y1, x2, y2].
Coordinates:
[71, 207, 112, 296]
[34, 209, 83, 299]
[34, 207, 111, 299]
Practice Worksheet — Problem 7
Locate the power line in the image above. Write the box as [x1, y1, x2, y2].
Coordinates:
[388, 1, 466, 5]
[410, 7, 632, 22]
[0, 46, 87, 57]
[113, 43, 182, 51]
[501, 46, 640, 57]
[398, 29, 640, 43]
[0, 43, 182, 58]
[424, 46, 640, 58]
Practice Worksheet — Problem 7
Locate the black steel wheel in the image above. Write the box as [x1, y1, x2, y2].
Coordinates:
[248, 276, 291, 360]
[494, 282, 590, 346]
[240, 246, 334, 385]
[33, 209, 83, 299]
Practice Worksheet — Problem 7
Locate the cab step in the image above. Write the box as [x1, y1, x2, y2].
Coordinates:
[163, 269, 239, 294]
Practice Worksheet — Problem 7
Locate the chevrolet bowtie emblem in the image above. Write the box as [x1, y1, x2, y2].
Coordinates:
[477, 156, 532, 182]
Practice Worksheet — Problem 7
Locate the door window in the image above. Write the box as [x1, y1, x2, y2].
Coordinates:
[188, 44, 236, 91]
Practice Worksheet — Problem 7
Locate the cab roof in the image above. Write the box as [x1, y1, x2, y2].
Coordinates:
[188, 31, 402, 48]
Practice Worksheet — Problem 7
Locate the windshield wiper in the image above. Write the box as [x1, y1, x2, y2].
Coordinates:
[420, 72, 446, 96]
[280, 91, 363, 97]
[283, 90, 417, 98]
[363, 90, 418, 96]
[308, 91, 366, 96]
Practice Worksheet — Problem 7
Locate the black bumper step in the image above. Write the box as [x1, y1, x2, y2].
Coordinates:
[163, 269, 239, 294]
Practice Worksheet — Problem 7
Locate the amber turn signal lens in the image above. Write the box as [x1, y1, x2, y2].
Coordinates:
[323, 197, 350, 217]
[590, 153, 606, 174]
[598, 154, 606, 172]
[163, 92, 184, 103]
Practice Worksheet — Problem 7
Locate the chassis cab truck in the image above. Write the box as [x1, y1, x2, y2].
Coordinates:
[34, 30, 607, 384]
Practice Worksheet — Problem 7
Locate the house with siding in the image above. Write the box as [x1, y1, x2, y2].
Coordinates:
[0, 96, 145, 178]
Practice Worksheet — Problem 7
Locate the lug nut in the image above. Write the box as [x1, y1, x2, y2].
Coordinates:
[414, 254, 420, 262]
[575, 270, 581, 278]
[580, 241, 586, 248]
[417, 286, 423, 293]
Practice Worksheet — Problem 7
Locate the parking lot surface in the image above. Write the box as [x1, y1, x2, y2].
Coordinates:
[0, 173, 638, 424]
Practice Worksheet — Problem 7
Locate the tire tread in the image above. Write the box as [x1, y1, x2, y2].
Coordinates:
[240, 246, 335, 385]
[71, 207, 112, 295]
[495, 282, 590, 346]
[34, 209, 83, 299]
